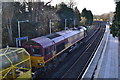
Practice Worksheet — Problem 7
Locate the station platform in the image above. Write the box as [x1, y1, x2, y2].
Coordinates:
[82, 25, 119, 79]
[95, 34, 119, 78]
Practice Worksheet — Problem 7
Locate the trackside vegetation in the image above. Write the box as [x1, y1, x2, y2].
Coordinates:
[2, 1, 93, 47]
[110, 1, 120, 37]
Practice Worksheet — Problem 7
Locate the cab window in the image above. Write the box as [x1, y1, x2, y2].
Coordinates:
[32, 47, 42, 56]
[45, 45, 55, 55]
[56, 42, 65, 53]
[45, 47, 51, 55]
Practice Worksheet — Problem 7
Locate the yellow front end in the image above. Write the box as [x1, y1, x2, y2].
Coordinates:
[31, 56, 45, 68]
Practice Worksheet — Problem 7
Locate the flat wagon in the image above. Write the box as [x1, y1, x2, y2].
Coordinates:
[0, 47, 32, 80]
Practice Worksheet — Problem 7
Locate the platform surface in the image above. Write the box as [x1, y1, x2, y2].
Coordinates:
[83, 25, 119, 79]
[96, 34, 119, 78]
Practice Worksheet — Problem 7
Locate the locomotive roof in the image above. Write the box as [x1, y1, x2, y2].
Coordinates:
[46, 33, 61, 39]
[31, 36, 54, 48]
[51, 36, 65, 43]
[57, 30, 81, 39]
[46, 33, 65, 43]
[30, 29, 84, 48]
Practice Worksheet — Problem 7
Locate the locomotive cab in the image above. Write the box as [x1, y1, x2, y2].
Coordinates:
[23, 41, 43, 56]
[23, 37, 55, 68]
[23, 40, 45, 68]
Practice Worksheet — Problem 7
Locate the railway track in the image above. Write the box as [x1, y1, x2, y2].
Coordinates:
[40, 22, 106, 79]
[61, 23, 105, 79]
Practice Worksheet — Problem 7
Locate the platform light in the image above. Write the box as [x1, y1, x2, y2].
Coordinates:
[17, 20, 29, 46]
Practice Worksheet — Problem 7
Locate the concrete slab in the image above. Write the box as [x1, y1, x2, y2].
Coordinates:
[97, 34, 118, 78]
[118, 39, 120, 78]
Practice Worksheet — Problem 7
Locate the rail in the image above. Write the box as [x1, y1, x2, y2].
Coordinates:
[61, 24, 104, 79]
[81, 24, 110, 79]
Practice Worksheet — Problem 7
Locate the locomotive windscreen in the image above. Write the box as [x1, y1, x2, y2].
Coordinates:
[31, 47, 42, 56]
[23, 41, 42, 56]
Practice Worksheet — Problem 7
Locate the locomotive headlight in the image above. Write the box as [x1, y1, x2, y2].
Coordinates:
[38, 63, 43, 66]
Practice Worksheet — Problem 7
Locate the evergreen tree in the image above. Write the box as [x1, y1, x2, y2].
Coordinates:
[81, 8, 87, 17]
[110, 1, 120, 37]
[74, 7, 81, 26]
[81, 8, 93, 26]
[56, 2, 81, 30]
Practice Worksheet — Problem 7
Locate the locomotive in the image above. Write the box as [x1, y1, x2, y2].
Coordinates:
[23, 27, 87, 73]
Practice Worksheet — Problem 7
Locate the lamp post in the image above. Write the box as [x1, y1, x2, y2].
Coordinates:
[74, 20, 76, 28]
[49, 19, 61, 34]
[65, 19, 67, 31]
[17, 20, 29, 46]
[65, 19, 76, 30]
[49, 19, 52, 34]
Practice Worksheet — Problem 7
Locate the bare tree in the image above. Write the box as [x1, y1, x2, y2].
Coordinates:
[2, 2, 14, 44]
[67, 0, 76, 8]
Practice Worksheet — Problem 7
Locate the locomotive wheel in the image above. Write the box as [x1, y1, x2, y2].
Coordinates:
[52, 57, 59, 68]
[59, 53, 68, 62]
[75, 43, 79, 49]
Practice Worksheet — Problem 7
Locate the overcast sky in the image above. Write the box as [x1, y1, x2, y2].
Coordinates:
[42, 0, 116, 15]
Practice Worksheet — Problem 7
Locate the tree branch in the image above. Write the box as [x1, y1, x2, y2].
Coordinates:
[45, 0, 52, 6]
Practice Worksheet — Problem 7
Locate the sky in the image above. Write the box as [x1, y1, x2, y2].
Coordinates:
[42, 0, 116, 15]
